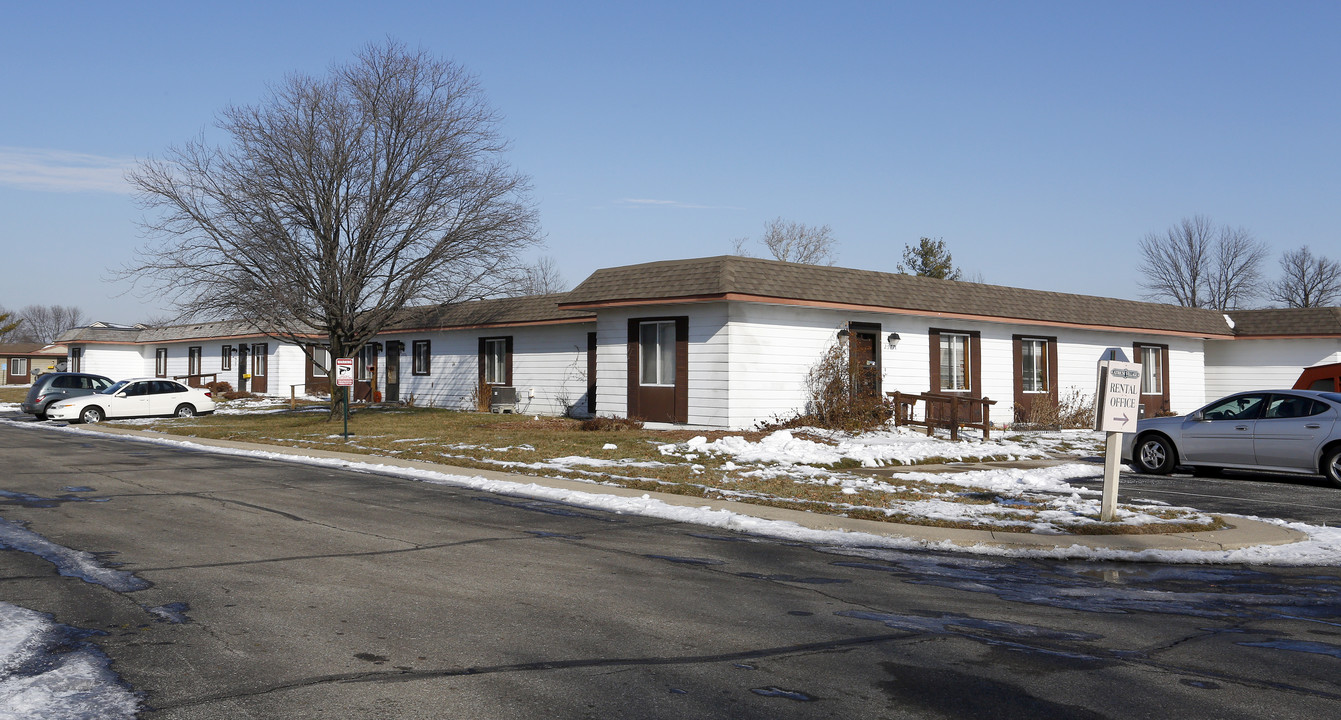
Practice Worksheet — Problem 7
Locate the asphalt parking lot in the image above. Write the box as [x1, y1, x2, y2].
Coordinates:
[1075, 465, 1341, 526]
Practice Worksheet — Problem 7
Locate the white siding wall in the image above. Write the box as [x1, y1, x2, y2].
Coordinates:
[717, 305, 1211, 429]
[76, 345, 149, 380]
[592, 304, 730, 427]
[1204, 338, 1341, 398]
[386, 322, 593, 416]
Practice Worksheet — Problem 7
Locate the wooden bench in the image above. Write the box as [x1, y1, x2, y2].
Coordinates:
[886, 391, 998, 441]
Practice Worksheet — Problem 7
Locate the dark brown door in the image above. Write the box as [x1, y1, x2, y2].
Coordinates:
[848, 324, 881, 400]
[385, 341, 401, 403]
[236, 344, 249, 393]
[627, 318, 687, 424]
[586, 332, 597, 416]
[250, 343, 268, 394]
[354, 345, 377, 402]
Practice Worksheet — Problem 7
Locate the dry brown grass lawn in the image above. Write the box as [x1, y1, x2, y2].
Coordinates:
[108, 403, 1224, 536]
[0, 387, 29, 404]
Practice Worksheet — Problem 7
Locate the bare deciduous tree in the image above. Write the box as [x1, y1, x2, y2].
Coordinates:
[122, 41, 539, 415]
[509, 255, 568, 296]
[14, 305, 87, 344]
[1137, 216, 1267, 309]
[734, 218, 837, 265]
[1269, 246, 1341, 308]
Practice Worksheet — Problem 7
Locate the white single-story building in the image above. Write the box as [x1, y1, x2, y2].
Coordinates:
[58, 256, 1341, 430]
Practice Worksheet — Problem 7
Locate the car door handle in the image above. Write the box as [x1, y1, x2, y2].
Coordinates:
[1305, 424, 1321, 429]
[1235, 425, 1249, 431]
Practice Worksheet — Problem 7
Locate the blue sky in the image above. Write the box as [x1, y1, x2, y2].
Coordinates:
[3, 1, 1339, 323]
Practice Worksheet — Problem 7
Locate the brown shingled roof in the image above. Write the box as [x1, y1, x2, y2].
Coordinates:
[1227, 307, 1341, 336]
[561, 255, 1236, 336]
[380, 293, 594, 331]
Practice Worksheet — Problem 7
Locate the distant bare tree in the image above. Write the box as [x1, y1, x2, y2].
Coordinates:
[122, 41, 539, 417]
[734, 218, 837, 265]
[509, 256, 568, 296]
[1269, 246, 1341, 308]
[16, 305, 87, 344]
[1206, 226, 1270, 310]
[1137, 216, 1267, 309]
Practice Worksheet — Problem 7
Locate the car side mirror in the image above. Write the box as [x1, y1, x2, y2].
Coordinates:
[115, 391, 128, 398]
[1190, 410, 1204, 421]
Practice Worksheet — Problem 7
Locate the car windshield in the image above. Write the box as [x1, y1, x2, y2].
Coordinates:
[100, 380, 131, 395]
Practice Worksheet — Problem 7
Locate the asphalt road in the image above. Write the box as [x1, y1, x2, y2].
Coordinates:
[3, 422, 1341, 719]
[1077, 461, 1341, 526]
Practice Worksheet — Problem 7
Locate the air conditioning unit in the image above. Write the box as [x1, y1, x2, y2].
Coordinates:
[490, 386, 518, 413]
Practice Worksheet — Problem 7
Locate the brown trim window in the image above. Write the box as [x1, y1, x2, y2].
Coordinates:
[311, 347, 330, 378]
[188, 346, 202, 376]
[412, 340, 431, 376]
[929, 328, 982, 397]
[638, 321, 677, 387]
[10, 357, 28, 378]
[939, 333, 971, 391]
[251, 343, 268, 378]
[221, 345, 232, 371]
[155, 348, 168, 377]
[481, 337, 512, 385]
[1133, 343, 1170, 416]
[71, 348, 82, 373]
[356, 345, 375, 381]
[1020, 338, 1050, 393]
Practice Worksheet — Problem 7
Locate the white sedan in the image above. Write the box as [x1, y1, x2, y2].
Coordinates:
[46, 377, 216, 423]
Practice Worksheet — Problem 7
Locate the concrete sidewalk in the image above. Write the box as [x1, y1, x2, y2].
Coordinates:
[79, 423, 1307, 554]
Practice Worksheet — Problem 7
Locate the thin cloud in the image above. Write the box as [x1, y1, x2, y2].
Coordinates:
[618, 198, 742, 211]
[0, 147, 136, 194]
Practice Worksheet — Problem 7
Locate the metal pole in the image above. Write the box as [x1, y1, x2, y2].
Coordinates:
[1101, 431, 1122, 521]
[343, 385, 350, 439]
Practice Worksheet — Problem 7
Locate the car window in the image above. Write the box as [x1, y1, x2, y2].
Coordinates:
[52, 376, 77, 389]
[126, 382, 152, 397]
[1201, 394, 1266, 421]
[1265, 395, 1326, 419]
[92, 378, 112, 390]
[101, 380, 130, 395]
[152, 381, 187, 394]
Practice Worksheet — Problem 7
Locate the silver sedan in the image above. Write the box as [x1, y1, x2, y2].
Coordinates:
[1122, 389, 1341, 487]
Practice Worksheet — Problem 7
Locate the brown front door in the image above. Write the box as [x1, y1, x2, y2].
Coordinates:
[586, 331, 597, 416]
[848, 323, 881, 400]
[385, 341, 401, 403]
[627, 317, 687, 424]
[250, 343, 268, 394]
[354, 345, 377, 402]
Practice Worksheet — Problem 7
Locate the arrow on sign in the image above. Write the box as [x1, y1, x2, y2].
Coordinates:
[1112, 414, 1129, 425]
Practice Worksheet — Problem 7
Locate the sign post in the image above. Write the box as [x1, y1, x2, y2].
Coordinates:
[335, 357, 355, 439]
[1094, 360, 1142, 521]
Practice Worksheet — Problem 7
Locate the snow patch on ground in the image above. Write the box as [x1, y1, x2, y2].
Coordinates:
[0, 603, 139, 719]
[660, 427, 1060, 467]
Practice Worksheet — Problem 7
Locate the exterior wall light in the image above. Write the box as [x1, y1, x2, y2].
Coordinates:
[887, 333, 901, 349]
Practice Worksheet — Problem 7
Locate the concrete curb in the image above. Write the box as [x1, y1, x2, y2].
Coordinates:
[76, 423, 1308, 554]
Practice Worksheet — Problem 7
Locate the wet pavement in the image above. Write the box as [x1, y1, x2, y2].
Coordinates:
[2, 422, 1341, 718]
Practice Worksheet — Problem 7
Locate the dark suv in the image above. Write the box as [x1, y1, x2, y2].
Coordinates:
[21, 372, 114, 419]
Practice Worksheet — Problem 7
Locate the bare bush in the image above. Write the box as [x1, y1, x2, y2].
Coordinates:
[760, 336, 892, 433]
[1017, 388, 1094, 430]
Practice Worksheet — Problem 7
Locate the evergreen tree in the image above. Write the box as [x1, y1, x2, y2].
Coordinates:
[898, 237, 962, 280]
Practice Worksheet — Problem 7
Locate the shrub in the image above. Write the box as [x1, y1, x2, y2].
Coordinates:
[758, 336, 893, 433]
[1017, 387, 1094, 430]
[580, 415, 644, 432]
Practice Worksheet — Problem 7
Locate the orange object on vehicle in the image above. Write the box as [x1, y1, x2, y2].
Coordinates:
[1294, 362, 1341, 392]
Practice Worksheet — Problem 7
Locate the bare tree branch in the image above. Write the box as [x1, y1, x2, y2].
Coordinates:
[1269, 246, 1341, 308]
[1137, 215, 1266, 309]
[733, 218, 837, 265]
[505, 255, 568, 296]
[119, 40, 540, 413]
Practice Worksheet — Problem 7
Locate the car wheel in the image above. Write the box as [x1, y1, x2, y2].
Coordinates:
[80, 406, 104, 424]
[174, 404, 197, 418]
[1322, 446, 1341, 489]
[1133, 434, 1176, 475]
